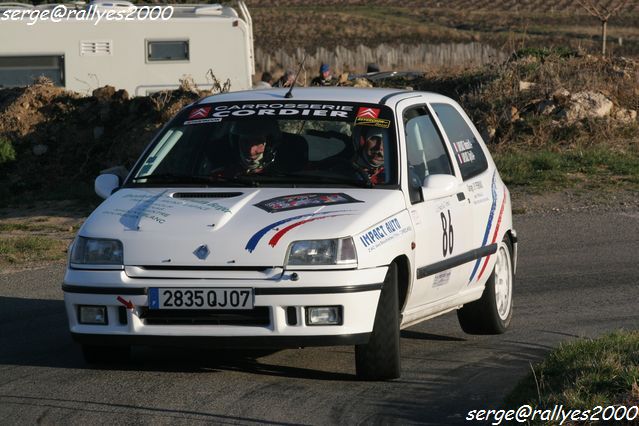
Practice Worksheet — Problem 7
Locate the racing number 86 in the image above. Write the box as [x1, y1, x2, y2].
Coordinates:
[441, 209, 454, 257]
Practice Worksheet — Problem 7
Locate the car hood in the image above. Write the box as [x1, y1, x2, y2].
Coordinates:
[80, 187, 406, 267]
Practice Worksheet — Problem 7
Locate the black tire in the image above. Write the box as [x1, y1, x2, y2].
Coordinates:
[82, 344, 130, 364]
[457, 237, 514, 335]
[355, 263, 401, 380]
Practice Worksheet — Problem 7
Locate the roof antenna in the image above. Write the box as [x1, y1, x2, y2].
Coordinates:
[284, 54, 307, 99]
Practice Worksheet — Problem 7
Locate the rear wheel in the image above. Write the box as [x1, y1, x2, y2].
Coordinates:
[82, 344, 130, 364]
[355, 263, 401, 380]
[457, 237, 513, 334]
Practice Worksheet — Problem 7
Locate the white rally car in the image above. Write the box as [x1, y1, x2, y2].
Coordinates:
[63, 87, 517, 380]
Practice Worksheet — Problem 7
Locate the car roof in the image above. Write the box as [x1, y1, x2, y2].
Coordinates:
[198, 87, 452, 106]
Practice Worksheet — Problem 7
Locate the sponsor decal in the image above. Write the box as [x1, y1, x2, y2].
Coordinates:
[356, 107, 380, 118]
[208, 103, 355, 120]
[355, 105, 390, 128]
[188, 106, 212, 120]
[467, 181, 483, 192]
[245, 210, 353, 253]
[184, 117, 222, 125]
[452, 139, 477, 164]
[355, 117, 391, 128]
[101, 193, 231, 227]
[255, 193, 362, 213]
[433, 270, 451, 288]
[357, 216, 411, 253]
[468, 181, 488, 204]
[184, 107, 222, 125]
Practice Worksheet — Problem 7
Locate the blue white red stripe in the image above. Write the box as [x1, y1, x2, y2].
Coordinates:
[468, 171, 497, 283]
[476, 188, 507, 281]
[245, 210, 350, 253]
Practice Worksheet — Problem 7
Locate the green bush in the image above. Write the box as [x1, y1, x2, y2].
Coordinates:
[512, 46, 578, 60]
[0, 138, 16, 165]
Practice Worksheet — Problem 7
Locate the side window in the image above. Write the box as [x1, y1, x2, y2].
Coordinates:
[432, 103, 488, 181]
[0, 55, 64, 87]
[147, 40, 189, 62]
[404, 106, 453, 204]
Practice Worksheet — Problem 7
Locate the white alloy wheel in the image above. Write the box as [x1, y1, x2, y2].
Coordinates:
[457, 236, 514, 335]
[494, 242, 513, 321]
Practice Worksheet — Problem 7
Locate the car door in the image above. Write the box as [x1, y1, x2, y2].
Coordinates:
[430, 102, 495, 287]
[399, 100, 474, 311]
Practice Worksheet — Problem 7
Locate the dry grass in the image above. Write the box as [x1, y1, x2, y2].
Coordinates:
[0, 212, 85, 272]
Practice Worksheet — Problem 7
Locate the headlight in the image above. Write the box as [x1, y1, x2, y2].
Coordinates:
[286, 238, 357, 266]
[70, 237, 123, 265]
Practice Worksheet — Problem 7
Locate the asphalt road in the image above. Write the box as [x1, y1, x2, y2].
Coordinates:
[1, 210, 638, 425]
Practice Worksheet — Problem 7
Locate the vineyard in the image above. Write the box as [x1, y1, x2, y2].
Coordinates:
[245, 0, 639, 73]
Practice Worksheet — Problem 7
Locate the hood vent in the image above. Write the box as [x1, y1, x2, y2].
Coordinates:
[172, 192, 243, 199]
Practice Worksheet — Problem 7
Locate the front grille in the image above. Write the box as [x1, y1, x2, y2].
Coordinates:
[140, 307, 270, 326]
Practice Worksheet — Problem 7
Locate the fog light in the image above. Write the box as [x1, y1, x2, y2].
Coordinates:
[79, 305, 107, 325]
[305, 306, 342, 326]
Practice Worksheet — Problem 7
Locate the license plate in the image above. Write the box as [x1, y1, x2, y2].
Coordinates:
[148, 288, 254, 310]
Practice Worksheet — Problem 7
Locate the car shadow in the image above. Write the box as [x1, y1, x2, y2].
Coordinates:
[0, 296, 354, 381]
[400, 329, 466, 342]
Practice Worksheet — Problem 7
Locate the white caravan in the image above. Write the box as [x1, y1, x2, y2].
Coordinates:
[0, 1, 254, 95]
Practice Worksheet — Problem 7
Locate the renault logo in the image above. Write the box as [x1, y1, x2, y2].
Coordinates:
[194, 244, 210, 260]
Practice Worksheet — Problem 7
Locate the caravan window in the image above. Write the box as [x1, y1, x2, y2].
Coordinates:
[0, 56, 64, 87]
[147, 40, 189, 62]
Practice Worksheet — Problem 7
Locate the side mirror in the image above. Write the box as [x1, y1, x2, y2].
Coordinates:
[95, 174, 120, 199]
[422, 174, 458, 201]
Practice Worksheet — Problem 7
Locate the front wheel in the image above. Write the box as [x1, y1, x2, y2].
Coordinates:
[457, 237, 514, 334]
[355, 263, 401, 380]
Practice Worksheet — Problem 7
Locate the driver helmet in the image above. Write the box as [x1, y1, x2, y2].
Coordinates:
[230, 120, 281, 171]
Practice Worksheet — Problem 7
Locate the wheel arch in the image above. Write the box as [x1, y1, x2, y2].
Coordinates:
[391, 255, 411, 313]
[504, 228, 518, 275]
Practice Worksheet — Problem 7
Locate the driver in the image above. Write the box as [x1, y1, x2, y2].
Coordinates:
[356, 128, 385, 184]
[238, 133, 268, 173]
[224, 120, 281, 176]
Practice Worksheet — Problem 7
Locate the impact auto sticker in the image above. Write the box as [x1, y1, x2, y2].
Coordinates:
[245, 210, 352, 253]
[357, 216, 411, 253]
[468, 171, 506, 284]
[254, 193, 363, 213]
[355, 106, 391, 128]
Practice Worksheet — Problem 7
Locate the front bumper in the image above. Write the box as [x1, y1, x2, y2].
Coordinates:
[62, 266, 387, 347]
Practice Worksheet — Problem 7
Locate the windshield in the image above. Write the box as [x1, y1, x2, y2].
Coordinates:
[129, 101, 397, 188]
